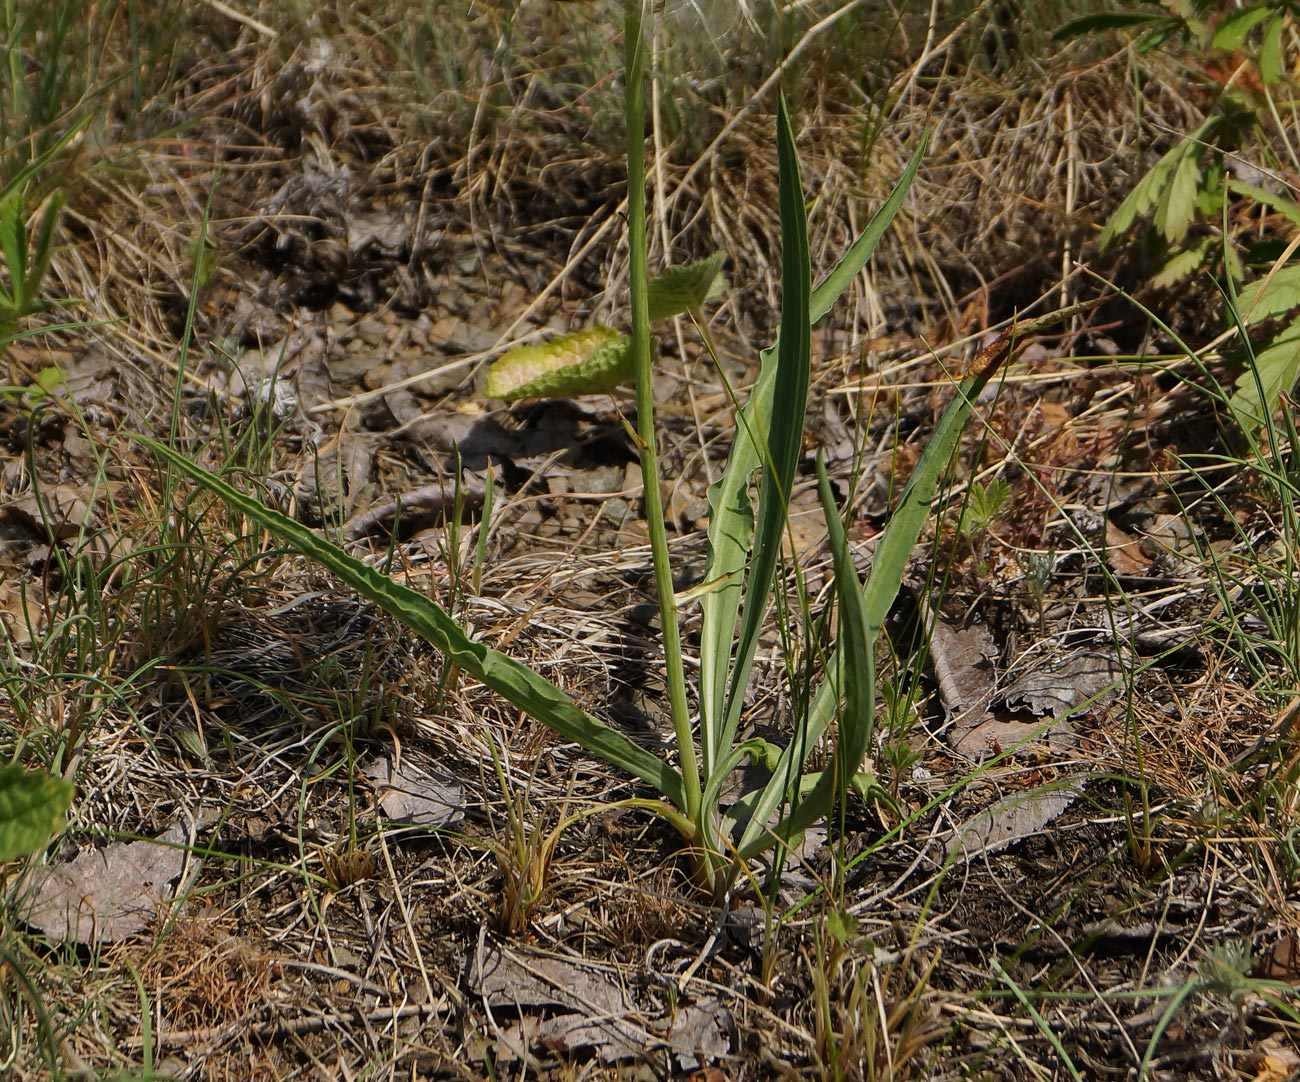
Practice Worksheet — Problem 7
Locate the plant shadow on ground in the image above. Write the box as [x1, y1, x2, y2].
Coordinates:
[5, 1, 1300, 1079]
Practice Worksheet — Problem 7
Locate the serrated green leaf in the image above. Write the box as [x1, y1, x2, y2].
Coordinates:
[1229, 321, 1300, 430]
[1260, 13, 1285, 85]
[647, 252, 727, 322]
[1151, 240, 1212, 288]
[0, 764, 73, 862]
[1155, 151, 1202, 245]
[1212, 4, 1275, 52]
[1099, 149, 1180, 250]
[1099, 124, 1216, 251]
[484, 326, 633, 401]
[1238, 264, 1300, 322]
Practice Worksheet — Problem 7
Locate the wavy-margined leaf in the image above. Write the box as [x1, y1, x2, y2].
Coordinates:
[711, 96, 810, 773]
[485, 326, 632, 401]
[647, 252, 727, 321]
[484, 254, 726, 402]
[134, 437, 686, 809]
[0, 764, 72, 862]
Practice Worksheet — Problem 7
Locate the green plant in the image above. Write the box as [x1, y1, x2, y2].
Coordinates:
[877, 679, 923, 806]
[134, 2, 1072, 899]
[956, 477, 1009, 541]
[0, 764, 72, 863]
[1058, 3, 1300, 430]
[483, 252, 726, 400]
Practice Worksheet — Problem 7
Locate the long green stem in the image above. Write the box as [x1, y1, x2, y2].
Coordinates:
[623, 0, 701, 824]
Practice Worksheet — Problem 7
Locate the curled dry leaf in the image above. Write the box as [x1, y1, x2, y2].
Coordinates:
[470, 941, 732, 1067]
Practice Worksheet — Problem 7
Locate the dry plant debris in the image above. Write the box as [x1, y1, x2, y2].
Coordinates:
[3, 1, 1300, 1079]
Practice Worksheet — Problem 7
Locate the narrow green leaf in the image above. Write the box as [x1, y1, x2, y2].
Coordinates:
[817, 456, 874, 799]
[647, 252, 727, 322]
[1228, 180, 1300, 228]
[1212, 4, 1275, 52]
[484, 326, 632, 401]
[696, 135, 927, 771]
[0, 117, 92, 206]
[133, 437, 686, 808]
[21, 192, 63, 312]
[0, 195, 26, 292]
[0, 764, 72, 862]
[715, 96, 812, 765]
[737, 311, 1082, 859]
[1053, 12, 1175, 41]
[749, 457, 880, 849]
[1260, 13, 1285, 85]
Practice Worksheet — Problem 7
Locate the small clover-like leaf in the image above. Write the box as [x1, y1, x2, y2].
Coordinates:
[485, 326, 634, 401]
[647, 252, 727, 322]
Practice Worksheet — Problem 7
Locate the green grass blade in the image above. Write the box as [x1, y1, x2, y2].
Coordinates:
[133, 436, 685, 809]
[817, 455, 874, 799]
[697, 134, 928, 771]
[715, 96, 811, 764]
[734, 457, 879, 850]
[738, 325, 1024, 858]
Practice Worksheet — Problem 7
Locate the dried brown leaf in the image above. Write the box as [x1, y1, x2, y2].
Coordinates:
[362, 756, 463, 827]
[942, 779, 1087, 863]
[24, 823, 190, 944]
